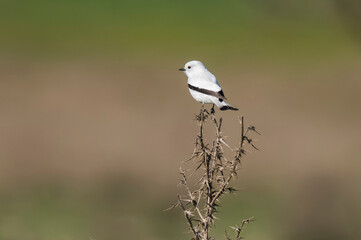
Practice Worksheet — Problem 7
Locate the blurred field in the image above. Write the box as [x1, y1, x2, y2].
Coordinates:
[1, 1, 361, 239]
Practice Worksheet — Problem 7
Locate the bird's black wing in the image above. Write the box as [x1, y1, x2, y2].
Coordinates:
[188, 84, 227, 101]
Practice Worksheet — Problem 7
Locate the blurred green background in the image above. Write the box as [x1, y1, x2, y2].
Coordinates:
[1, 0, 361, 239]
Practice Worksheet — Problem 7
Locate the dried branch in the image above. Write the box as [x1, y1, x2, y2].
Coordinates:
[172, 105, 259, 240]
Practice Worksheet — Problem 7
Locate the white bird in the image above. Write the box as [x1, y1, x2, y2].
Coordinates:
[179, 60, 238, 111]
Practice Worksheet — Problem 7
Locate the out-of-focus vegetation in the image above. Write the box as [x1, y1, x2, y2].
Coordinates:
[0, 1, 361, 239]
[0, 0, 360, 63]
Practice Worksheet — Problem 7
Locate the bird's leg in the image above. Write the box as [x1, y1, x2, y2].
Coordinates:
[210, 104, 215, 115]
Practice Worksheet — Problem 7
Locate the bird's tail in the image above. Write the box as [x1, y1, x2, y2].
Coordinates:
[213, 99, 238, 111]
[220, 105, 238, 111]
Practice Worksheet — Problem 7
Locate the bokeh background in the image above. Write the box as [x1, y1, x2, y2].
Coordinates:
[1, 0, 361, 239]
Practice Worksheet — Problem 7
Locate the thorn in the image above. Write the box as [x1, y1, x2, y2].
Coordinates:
[248, 125, 261, 135]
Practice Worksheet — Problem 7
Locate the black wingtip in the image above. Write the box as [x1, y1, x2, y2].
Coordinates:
[220, 106, 238, 111]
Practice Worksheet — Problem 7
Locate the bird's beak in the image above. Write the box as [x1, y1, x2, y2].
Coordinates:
[178, 68, 186, 71]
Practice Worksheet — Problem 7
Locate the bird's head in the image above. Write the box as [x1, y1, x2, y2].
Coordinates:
[179, 60, 207, 77]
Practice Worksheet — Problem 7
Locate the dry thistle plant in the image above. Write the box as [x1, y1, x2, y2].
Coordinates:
[168, 105, 260, 240]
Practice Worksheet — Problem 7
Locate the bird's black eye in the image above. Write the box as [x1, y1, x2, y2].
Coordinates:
[188, 66, 191, 69]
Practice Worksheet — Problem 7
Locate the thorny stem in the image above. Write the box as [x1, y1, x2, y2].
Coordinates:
[178, 195, 200, 239]
[199, 104, 212, 239]
[174, 106, 259, 240]
[210, 117, 245, 207]
[180, 168, 206, 224]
